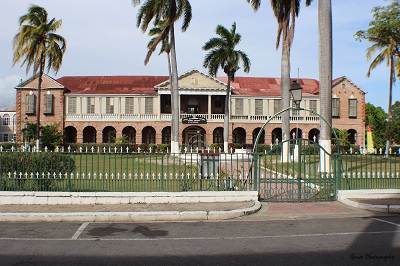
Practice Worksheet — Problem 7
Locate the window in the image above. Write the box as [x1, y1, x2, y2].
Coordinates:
[3, 134, 9, 142]
[291, 104, 300, 117]
[163, 128, 171, 144]
[44, 94, 53, 114]
[106, 97, 114, 114]
[26, 94, 35, 114]
[235, 99, 243, 115]
[348, 98, 357, 118]
[213, 129, 222, 143]
[332, 98, 340, 117]
[145, 98, 153, 114]
[273, 99, 281, 114]
[191, 77, 199, 85]
[87, 97, 95, 114]
[125, 97, 134, 114]
[2, 114, 10, 126]
[310, 100, 317, 115]
[255, 99, 263, 116]
[68, 97, 77, 114]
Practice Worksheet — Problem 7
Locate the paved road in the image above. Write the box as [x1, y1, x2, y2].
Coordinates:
[0, 215, 399, 265]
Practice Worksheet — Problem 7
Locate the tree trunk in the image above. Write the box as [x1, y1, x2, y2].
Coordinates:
[318, 0, 332, 172]
[281, 37, 291, 163]
[223, 77, 231, 153]
[385, 55, 394, 157]
[169, 25, 180, 154]
[36, 51, 45, 151]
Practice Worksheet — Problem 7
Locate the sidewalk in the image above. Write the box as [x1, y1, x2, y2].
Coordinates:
[0, 201, 261, 222]
[0, 198, 398, 222]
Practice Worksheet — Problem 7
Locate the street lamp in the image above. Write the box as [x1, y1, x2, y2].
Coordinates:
[24, 116, 28, 150]
[289, 80, 303, 162]
[289, 80, 302, 108]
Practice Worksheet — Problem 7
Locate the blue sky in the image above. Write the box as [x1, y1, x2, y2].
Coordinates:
[0, 0, 397, 111]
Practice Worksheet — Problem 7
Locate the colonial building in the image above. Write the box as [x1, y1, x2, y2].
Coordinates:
[15, 68, 366, 148]
[0, 105, 16, 142]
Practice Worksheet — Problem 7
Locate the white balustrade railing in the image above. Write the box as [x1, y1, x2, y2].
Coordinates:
[66, 112, 325, 123]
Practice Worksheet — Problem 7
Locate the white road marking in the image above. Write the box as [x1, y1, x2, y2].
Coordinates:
[71, 222, 90, 240]
[372, 218, 400, 227]
[0, 230, 398, 241]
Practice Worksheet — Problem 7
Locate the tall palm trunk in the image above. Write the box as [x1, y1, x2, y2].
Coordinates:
[281, 37, 291, 162]
[318, 0, 332, 172]
[385, 55, 394, 157]
[36, 51, 45, 150]
[223, 77, 231, 153]
[169, 25, 180, 154]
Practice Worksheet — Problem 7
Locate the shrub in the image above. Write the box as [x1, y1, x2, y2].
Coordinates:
[0, 152, 75, 191]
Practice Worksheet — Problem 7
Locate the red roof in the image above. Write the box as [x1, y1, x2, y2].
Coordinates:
[57, 75, 320, 96]
[218, 77, 320, 96]
[57, 76, 168, 95]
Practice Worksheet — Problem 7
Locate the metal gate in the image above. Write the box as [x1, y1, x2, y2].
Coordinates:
[253, 138, 342, 202]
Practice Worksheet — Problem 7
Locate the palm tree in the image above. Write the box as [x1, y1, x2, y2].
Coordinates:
[13, 5, 66, 149]
[355, 2, 400, 157]
[318, 0, 332, 170]
[145, 20, 171, 67]
[202, 22, 250, 153]
[366, 40, 400, 156]
[247, 0, 311, 162]
[133, 0, 192, 154]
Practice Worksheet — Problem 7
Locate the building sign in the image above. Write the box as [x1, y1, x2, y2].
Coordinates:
[182, 116, 207, 124]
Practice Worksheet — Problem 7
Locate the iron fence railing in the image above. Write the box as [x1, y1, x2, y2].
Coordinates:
[1, 146, 399, 193]
[0, 148, 254, 192]
[340, 152, 400, 190]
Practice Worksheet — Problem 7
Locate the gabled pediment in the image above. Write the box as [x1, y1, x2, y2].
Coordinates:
[155, 68, 233, 91]
[332, 76, 366, 94]
[15, 73, 65, 90]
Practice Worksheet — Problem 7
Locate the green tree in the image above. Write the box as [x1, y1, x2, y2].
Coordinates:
[202, 22, 251, 153]
[365, 102, 388, 149]
[13, 5, 66, 149]
[21, 122, 37, 145]
[390, 101, 400, 144]
[145, 20, 171, 66]
[145, 20, 172, 96]
[247, 0, 311, 161]
[334, 128, 350, 153]
[355, 2, 400, 155]
[40, 123, 63, 150]
[133, 0, 192, 154]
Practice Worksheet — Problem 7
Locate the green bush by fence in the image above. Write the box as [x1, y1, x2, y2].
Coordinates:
[0, 152, 75, 191]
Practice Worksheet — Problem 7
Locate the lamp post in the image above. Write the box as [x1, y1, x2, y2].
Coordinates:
[24, 116, 28, 151]
[289, 80, 303, 162]
[289, 80, 303, 108]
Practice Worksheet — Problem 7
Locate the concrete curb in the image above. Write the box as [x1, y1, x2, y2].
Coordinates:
[0, 191, 258, 205]
[339, 198, 400, 214]
[337, 190, 400, 214]
[0, 201, 262, 222]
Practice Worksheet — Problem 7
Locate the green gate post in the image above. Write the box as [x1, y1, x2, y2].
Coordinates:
[253, 152, 259, 196]
[336, 154, 342, 198]
[67, 152, 71, 192]
[297, 139, 302, 202]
